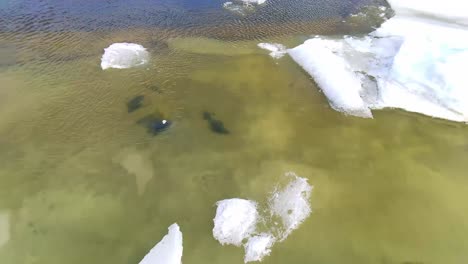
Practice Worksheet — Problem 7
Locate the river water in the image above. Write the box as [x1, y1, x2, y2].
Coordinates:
[1, 0, 468, 263]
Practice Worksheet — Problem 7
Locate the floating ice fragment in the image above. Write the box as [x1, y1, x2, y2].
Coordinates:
[288, 39, 373, 118]
[244, 233, 275, 263]
[213, 199, 258, 246]
[257, 43, 287, 59]
[241, 0, 266, 5]
[101, 43, 149, 70]
[138, 223, 183, 264]
[213, 173, 313, 262]
[269, 172, 313, 241]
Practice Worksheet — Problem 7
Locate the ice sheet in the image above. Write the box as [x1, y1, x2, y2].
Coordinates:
[138, 223, 183, 264]
[288, 39, 373, 118]
[287, 1, 468, 122]
[101, 43, 149, 70]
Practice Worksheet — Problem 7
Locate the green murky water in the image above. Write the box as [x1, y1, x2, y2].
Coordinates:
[1, 2, 468, 264]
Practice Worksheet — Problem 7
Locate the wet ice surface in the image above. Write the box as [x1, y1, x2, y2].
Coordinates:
[288, 0, 468, 122]
[138, 223, 183, 264]
[213, 199, 258, 246]
[257, 43, 287, 59]
[244, 234, 275, 263]
[213, 173, 313, 262]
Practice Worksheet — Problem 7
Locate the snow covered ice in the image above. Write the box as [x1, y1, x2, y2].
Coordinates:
[213, 199, 258, 246]
[101, 43, 149, 70]
[138, 223, 183, 264]
[244, 234, 275, 263]
[268, 172, 313, 241]
[213, 173, 313, 262]
[288, 0, 468, 122]
[257, 43, 287, 59]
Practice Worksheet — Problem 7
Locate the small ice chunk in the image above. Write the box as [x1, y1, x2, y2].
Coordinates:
[0, 211, 10, 248]
[288, 39, 373, 118]
[138, 223, 183, 264]
[244, 233, 275, 263]
[257, 43, 287, 59]
[101, 43, 149, 70]
[242, 0, 266, 5]
[269, 172, 313, 241]
[213, 198, 258, 246]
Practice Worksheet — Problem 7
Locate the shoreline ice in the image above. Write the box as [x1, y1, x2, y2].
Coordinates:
[287, 0, 468, 122]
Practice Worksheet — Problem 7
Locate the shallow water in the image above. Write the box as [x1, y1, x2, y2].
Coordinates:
[1, 0, 468, 264]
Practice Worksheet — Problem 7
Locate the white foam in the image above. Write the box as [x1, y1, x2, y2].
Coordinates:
[213, 199, 258, 246]
[243, 233, 275, 263]
[101, 43, 149, 70]
[269, 172, 313, 241]
[138, 223, 183, 264]
[287, 1, 468, 122]
[257, 43, 287, 59]
[0, 211, 9, 248]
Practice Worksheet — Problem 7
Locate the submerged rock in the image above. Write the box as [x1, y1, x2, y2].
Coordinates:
[137, 114, 172, 135]
[127, 95, 144, 113]
[138, 223, 183, 264]
[203, 112, 230, 134]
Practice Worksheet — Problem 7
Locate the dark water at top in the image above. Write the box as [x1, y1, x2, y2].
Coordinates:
[1, 0, 386, 32]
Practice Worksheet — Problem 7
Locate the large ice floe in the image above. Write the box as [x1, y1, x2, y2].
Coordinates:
[138, 223, 183, 264]
[213, 172, 313, 263]
[101, 43, 149, 70]
[288, 0, 468, 122]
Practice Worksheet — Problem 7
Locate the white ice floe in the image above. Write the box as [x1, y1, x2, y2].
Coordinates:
[213, 198, 258, 246]
[288, 1, 468, 122]
[213, 173, 313, 262]
[244, 233, 275, 263]
[257, 43, 287, 59]
[138, 223, 183, 264]
[288, 39, 373, 118]
[269, 172, 313, 241]
[222, 0, 265, 16]
[101, 43, 149, 70]
[241, 0, 266, 5]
